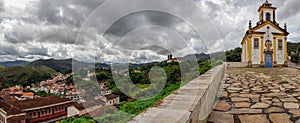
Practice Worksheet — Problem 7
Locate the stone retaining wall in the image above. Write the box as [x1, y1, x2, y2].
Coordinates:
[128, 63, 227, 123]
[226, 62, 248, 68]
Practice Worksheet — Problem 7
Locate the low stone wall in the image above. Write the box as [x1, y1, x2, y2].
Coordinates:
[226, 62, 248, 68]
[128, 63, 227, 123]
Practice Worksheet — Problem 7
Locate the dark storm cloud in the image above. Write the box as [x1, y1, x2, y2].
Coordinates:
[0, 0, 297, 62]
[0, 0, 241, 62]
[0, 0, 3, 12]
[1, 0, 106, 45]
[33, 0, 105, 27]
[104, 10, 198, 43]
[140, 45, 171, 55]
[278, 0, 300, 20]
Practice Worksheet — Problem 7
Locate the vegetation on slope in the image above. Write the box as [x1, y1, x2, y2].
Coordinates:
[28, 59, 73, 73]
[0, 66, 56, 88]
[61, 59, 223, 123]
[0, 75, 9, 90]
[288, 42, 300, 63]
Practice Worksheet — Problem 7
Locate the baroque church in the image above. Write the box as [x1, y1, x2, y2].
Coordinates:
[241, 0, 289, 68]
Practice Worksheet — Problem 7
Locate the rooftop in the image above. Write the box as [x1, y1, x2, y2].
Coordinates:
[0, 96, 72, 115]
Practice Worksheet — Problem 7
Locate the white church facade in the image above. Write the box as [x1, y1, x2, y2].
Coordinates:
[241, 0, 289, 68]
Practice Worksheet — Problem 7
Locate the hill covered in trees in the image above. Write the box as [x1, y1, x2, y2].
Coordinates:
[0, 66, 56, 89]
[28, 59, 74, 73]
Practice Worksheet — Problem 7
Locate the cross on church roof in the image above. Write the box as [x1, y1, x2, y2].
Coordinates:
[263, 0, 272, 7]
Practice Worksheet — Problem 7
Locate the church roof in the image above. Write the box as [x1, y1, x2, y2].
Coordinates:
[250, 20, 289, 35]
[241, 20, 289, 45]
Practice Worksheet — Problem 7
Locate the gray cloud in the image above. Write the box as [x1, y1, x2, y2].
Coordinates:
[0, 0, 298, 63]
[0, 0, 3, 12]
[278, 0, 300, 20]
[31, 0, 105, 27]
[278, 0, 300, 19]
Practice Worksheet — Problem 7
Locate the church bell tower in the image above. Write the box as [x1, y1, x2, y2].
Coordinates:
[258, 0, 277, 23]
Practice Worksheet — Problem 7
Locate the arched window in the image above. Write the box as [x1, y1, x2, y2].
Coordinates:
[266, 13, 271, 20]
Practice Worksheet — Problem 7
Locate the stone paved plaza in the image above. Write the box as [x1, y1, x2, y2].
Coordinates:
[208, 67, 300, 123]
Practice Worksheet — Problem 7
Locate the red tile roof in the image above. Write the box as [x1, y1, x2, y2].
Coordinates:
[0, 96, 73, 115]
[105, 94, 119, 100]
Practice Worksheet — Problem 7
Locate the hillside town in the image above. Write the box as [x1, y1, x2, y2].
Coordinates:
[0, 72, 120, 123]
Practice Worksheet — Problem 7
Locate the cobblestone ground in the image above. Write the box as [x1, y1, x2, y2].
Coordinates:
[208, 67, 300, 123]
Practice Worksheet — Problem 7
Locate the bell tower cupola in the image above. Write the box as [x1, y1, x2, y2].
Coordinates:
[258, 0, 277, 23]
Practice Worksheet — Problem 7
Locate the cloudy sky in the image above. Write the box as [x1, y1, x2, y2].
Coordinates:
[0, 0, 299, 63]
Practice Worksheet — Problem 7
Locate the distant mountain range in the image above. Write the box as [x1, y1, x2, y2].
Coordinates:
[0, 66, 56, 89]
[28, 59, 74, 73]
[0, 60, 29, 67]
[0, 52, 225, 89]
[0, 53, 222, 72]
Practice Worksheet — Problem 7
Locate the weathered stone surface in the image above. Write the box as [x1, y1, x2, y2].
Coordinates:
[264, 107, 285, 113]
[238, 114, 269, 123]
[222, 91, 228, 98]
[250, 103, 270, 109]
[269, 113, 293, 123]
[208, 111, 234, 123]
[209, 67, 300, 123]
[231, 97, 250, 102]
[262, 100, 272, 104]
[214, 101, 232, 112]
[262, 93, 285, 97]
[251, 97, 260, 102]
[284, 103, 300, 109]
[227, 87, 243, 91]
[239, 94, 260, 98]
[228, 108, 262, 114]
[270, 90, 281, 93]
[272, 98, 281, 103]
[234, 102, 251, 108]
[288, 109, 300, 117]
[229, 93, 240, 97]
[280, 97, 298, 102]
[228, 90, 239, 93]
[283, 84, 296, 89]
[272, 102, 283, 107]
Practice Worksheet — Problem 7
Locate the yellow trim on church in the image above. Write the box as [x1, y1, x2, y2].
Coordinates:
[284, 37, 287, 62]
[273, 37, 277, 63]
[244, 43, 247, 62]
[260, 36, 264, 64]
[247, 37, 252, 63]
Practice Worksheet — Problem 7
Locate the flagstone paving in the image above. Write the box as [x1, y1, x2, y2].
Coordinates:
[208, 67, 300, 123]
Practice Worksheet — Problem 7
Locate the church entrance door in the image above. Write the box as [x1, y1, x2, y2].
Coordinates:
[265, 53, 272, 68]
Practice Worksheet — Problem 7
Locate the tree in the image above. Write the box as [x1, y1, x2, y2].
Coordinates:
[96, 71, 109, 81]
[226, 47, 242, 62]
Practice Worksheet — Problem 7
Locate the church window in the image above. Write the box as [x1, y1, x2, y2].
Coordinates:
[278, 39, 283, 50]
[266, 13, 271, 20]
[254, 38, 259, 49]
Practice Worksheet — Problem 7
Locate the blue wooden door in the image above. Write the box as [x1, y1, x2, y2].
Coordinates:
[265, 54, 272, 68]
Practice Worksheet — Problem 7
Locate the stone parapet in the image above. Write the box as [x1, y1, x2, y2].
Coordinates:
[128, 63, 226, 123]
